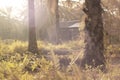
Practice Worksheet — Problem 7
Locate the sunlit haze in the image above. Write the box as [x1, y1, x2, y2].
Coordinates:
[0, 0, 84, 20]
[0, 0, 26, 19]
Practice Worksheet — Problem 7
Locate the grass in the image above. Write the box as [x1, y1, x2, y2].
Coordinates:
[0, 39, 120, 80]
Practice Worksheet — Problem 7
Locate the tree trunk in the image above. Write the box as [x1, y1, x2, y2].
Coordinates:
[55, 0, 60, 44]
[28, 0, 38, 53]
[81, 0, 106, 70]
[47, 0, 60, 44]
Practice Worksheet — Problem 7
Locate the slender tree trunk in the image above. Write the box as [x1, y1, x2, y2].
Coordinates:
[81, 0, 106, 70]
[28, 0, 38, 53]
[55, 0, 60, 43]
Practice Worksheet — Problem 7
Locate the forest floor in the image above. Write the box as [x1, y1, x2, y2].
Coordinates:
[0, 40, 120, 80]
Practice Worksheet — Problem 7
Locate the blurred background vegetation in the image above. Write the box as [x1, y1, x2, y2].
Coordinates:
[0, 0, 120, 80]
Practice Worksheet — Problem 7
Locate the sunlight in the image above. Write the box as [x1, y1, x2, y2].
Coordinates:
[0, 0, 24, 8]
[0, 0, 26, 19]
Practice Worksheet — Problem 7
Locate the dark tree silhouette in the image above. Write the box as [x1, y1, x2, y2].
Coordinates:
[81, 0, 106, 70]
[28, 0, 38, 53]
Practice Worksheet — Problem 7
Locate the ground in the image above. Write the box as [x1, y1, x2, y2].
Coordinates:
[0, 39, 120, 80]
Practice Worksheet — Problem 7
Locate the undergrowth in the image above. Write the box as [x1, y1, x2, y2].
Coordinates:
[0, 40, 120, 80]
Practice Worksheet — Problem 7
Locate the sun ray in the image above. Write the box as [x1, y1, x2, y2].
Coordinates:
[0, 0, 26, 19]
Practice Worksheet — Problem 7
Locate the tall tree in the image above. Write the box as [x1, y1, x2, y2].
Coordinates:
[47, 0, 60, 44]
[81, 0, 106, 70]
[28, 0, 38, 53]
[55, 0, 60, 43]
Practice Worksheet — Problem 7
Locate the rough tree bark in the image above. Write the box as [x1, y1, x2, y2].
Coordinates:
[81, 0, 106, 70]
[28, 0, 38, 53]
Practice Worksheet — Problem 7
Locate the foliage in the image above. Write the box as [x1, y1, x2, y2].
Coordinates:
[0, 0, 120, 79]
[0, 40, 120, 80]
[0, 15, 28, 40]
